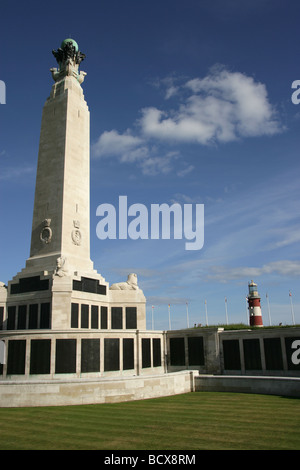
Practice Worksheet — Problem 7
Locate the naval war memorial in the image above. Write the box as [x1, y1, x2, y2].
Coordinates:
[0, 39, 299, 406]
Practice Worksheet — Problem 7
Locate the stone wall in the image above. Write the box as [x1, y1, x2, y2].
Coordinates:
[0, 370, 197, 407]
[195, 375, 300, 397]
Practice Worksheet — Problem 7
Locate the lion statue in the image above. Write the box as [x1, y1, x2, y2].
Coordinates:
[110, 273, 139, 290]
[54, 256, 68, 277]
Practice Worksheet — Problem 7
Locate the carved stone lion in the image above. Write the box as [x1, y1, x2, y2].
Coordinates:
[110, 273, 139, 290]
[54, 256, 68, 277]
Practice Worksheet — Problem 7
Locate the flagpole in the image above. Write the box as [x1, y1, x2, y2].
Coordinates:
[151, 305, 154, 330]
[205, 299, 208, 326]
[266, 293, 272, 326]
[186, 302, 189, 329]
[225, 297, 229, 325]
[289, 291, 295, 325]
[168, 304, 171, 330]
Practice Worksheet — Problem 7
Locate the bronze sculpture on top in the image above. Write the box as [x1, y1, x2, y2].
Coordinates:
[51, 38, 86, 83]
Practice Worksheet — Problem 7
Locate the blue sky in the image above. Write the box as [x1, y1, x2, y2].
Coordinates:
[0, 0, 299, 329]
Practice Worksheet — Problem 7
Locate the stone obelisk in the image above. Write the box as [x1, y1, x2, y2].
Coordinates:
[2, 38, 145, 335]
[26, 38, 93, 275]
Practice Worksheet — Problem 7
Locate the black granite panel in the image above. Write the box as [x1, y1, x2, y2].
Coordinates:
[111, 307, 123, 329]
[81, 339, 100, 373]
[17, 305, 27, 330]
[73, 277, 106, 295]
[126, 307, 137, 329]
[7, 306, 16, 330]
[188, 336, 204, 366]
[40, 303, 51, 329]
[91, 305, 99, 329]
[223, 339, 241, 370]
[73, 280, 82, 291]
[101, 306, 108, 329]
[97, 284, 107, 295]
[243, 338, 262, 370]
[10, 276, 49, 294]
[28, 304, 38, 329]
[7, 340, 26, 375]
[30, 339, 51, 374]
[170, 337, 185, 366]
[152, 338, 161, 367]
[82, 277, 97, 293]
[264, 337, 283, 370]
[123, 338, 134, 370]
[71, 303, 79, 328]
[0, 306, 3, 330]
[55, 339, 76, 374]
[104, 338, 119, 371]
[142, 338, 151, 368]
[81, 304, 89, 328]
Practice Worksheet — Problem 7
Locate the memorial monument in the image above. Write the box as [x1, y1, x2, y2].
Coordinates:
[1, 39, 297, 407]
[0, 39, 163, 379]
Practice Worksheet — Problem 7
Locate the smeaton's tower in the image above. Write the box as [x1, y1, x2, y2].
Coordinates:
[0, 39, 164, 380]
[247, 280, 263, 327]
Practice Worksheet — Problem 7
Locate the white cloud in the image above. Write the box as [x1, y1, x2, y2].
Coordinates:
[165, 85, 179, 100]
[92, 66, 284, 175]
[92, 129, 145, 160]
[206, 260, 300, 283]
[92, 129, 180, 175]
[176, 165, 195, 177]
[187, 69, 280, 137]
[140, 68, 283, 144]
[139, 151, 179, 176]
[150, 74, 185, 100]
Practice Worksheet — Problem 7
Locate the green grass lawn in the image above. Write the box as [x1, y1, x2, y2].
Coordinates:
[0, 392, 299, 450]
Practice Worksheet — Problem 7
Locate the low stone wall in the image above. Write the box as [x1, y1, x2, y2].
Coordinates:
[195, 375, 300, 397]
[0, 370, 197, 407]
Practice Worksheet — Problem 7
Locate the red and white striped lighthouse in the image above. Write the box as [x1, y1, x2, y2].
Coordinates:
[248, 280, 263, 327]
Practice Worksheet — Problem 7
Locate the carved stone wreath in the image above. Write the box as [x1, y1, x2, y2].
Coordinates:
[40, 219, 52, 244]
[71, 220, 81, 245]
[71, 229, 82, 246]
